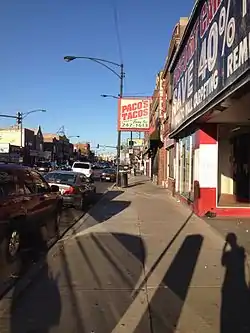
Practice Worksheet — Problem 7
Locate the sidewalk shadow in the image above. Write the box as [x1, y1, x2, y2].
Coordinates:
[220, 233, 250, 333]
[128, 181, 146, 188]
[93, 190, 124, 204]
[9, 228, 62, 333]
[10, 262, 61, 333]
[58, 231, 148, 332]
[88, 190, 131, 223]
[139, 234, 203, 332]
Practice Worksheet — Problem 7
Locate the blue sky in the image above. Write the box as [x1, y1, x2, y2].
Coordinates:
[0, 0, 193, 151]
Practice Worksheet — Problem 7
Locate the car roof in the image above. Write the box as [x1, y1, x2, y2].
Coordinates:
[0, 163, 31, 171]
[47, 170, 78, 175]
[73, 161, 91, 165]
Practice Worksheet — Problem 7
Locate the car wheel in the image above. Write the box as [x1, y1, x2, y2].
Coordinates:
[54, 209, 61, 239]
[3, 230, 21, 263]
[76, 196, 85, 211]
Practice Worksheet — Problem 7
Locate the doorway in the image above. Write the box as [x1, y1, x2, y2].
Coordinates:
[232, 133, 250, 203]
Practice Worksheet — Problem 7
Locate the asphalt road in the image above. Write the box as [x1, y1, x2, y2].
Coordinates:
[0, 180, 111, 299]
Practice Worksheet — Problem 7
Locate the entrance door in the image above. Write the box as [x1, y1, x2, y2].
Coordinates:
[233, 133, 250, 202]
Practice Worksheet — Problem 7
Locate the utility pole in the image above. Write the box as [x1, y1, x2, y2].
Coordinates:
[116, 63, 124, 186]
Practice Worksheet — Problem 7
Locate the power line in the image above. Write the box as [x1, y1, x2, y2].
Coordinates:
[111, 0, 123, 63]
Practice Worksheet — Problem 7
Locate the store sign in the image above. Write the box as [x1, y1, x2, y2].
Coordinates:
[171, 0, 250, 132]
[118, 97, 151, 132]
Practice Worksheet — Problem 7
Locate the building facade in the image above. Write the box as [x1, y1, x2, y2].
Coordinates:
[144, 72, 164, 183]
[43, 134, 73, 163]
[73, 142, 91, 160]
[0, 126, 36, 164]
[169, 0, 250, 217]
[158, 18, 188, 194]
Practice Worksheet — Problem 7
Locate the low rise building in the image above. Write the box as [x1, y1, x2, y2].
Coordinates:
[0, 125, 36, 164]
[43, 133, 72, 164]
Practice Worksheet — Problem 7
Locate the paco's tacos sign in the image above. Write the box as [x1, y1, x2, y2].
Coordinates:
[118, 97, 151, 132]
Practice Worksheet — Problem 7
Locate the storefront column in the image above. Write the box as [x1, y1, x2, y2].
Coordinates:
[193, 124, 218, 216]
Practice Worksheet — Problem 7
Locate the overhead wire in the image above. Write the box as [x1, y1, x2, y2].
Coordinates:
[111, 0, 123, 64]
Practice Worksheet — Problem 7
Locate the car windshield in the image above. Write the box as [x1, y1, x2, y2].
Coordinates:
[73, 163, 90, 169]
[104, 169, 115, 174]
[44, 173, 76, 184]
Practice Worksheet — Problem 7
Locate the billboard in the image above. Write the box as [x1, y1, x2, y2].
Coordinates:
[171, 0, 250, 133]
[118, 97, 151, 132]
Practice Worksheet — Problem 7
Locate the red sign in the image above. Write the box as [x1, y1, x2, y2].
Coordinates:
[118, 97, 151, 132]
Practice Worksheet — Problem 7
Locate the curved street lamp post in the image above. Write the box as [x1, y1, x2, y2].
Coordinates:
[64, 55, 124, 186]
[0, 109, 46, 149]
[19, 109, 46, 148]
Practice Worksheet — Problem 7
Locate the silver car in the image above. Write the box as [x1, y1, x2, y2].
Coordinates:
[44, 171, 96, 210]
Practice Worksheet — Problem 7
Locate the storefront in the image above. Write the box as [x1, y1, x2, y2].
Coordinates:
[163, 137, 176, 192]
[169, 0, 250, 217]
[178, 134, 195, 201]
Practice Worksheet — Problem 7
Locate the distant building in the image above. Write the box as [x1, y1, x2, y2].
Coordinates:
[43, 133, 74, 163]
[0, 125, 45, 164]
[73, 142, 91, 160]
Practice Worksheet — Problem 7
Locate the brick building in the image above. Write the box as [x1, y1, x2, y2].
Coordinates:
[143, 72, 164, 182]
[158, 18, 188, 192]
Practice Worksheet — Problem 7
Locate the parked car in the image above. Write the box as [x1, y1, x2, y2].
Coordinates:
[35, 161, 52, 174]
[44, 171, 96, 210]
[72, 161, 94, 179]
[100, 168, 116, 182]
[92, 164, 104, 180]
[0, 163, 62, 277]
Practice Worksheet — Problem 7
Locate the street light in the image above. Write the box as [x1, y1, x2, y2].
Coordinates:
[19, 109, 46, 148]
[0, 109, 46, 149]
[68, 135, 80, 139]
[64, 55, 124, 186]
[100, 94, 119, 99]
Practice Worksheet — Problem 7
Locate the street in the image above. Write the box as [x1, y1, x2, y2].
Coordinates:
[0, 176, 247, 333]
[0, 180, 111, 300]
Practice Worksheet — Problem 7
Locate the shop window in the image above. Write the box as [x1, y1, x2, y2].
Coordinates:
[180, 136, 193, 200]
[168, 147, 175, 178]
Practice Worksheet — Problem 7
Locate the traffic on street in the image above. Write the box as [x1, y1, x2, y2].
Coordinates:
[0, 163, 110, 299]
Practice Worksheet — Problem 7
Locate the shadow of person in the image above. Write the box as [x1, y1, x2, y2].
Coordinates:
[10, 262, 61, 333]
[220, 232, 250, 333]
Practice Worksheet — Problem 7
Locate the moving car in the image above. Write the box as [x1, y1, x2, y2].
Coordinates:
[72, 161, 93, 179]
[44, 170, 96, 210]
[0, 163, 62, 278]
[100, 168, 116, 182]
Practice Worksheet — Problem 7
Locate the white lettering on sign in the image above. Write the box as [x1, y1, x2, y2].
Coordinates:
[194, 70, 218, 108]
[227, 33, 250, 77]
[171, 0, 248, 132]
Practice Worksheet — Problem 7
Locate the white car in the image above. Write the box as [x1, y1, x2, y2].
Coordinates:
[72, 161, 93, 178]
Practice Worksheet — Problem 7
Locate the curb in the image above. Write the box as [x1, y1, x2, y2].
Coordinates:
[61, 182, 117, 237]
[0, 183, 116, 311]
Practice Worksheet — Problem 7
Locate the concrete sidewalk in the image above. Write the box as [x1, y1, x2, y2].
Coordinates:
[1, 175, 250, 332]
